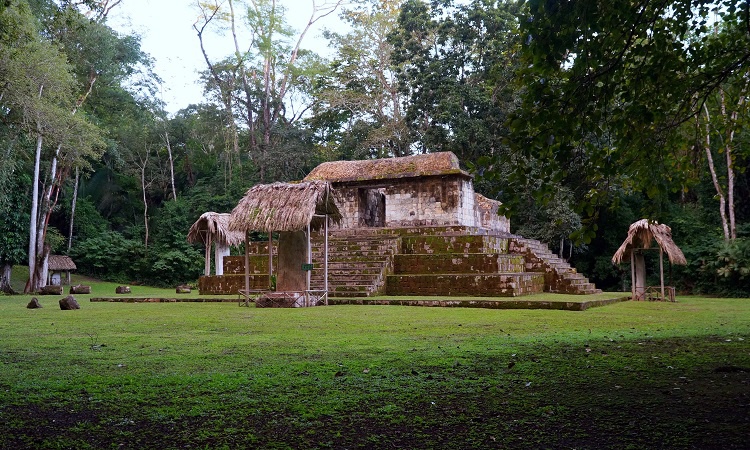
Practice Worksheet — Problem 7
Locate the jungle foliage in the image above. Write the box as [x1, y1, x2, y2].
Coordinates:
[1, 0, 749, 294]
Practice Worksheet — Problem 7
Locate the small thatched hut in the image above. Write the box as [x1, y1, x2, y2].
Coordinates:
[187, 212, 245, 276]
[47, 255, 76, 285]
[228, 181, 341, 305]
[612, 219, 687, 301]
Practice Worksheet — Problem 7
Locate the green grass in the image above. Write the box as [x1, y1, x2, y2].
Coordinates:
[0, 284, 748, 449]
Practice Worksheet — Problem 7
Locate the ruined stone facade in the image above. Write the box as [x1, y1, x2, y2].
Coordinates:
[304, 152, 509, 233]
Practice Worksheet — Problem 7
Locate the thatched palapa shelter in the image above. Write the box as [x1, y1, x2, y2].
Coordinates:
[612, 219, 687, 301]
[228, 181, 341, 306]
[187, 212, 245, 276]
[47, 255, 76, 285]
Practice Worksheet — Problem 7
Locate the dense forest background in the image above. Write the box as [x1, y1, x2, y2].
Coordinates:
[1, 0, 748, 295]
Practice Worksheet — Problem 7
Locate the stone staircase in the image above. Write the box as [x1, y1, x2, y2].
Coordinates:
[309, 233, 401, 297]
[509, 237, 602, 294]
[386, 233, 545, 297]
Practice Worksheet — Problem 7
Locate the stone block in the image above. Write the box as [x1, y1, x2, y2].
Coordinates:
[176, 285, 192, 294]
[59, 295, 80, 310]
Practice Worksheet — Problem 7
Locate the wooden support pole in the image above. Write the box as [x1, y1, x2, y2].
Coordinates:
[325, 215, 329, 305]
[244, 231, 250, 296]
[268, 232, 273, 290]
[630, 250, 636, 300]
[307, 222, 311, 293]
[660, 247, 665, 301]
[204, 233, 212, 276]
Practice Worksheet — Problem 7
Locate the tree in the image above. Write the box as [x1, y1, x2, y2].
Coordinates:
[313, 0, 411, 159]
[390, 0, 522, 164]
[194, 0, 345, 181]
[693, 70, 749, 241]
[510, 0, 750, 240]
[0, 175, 31, 293]
[0, 0, 104, 292]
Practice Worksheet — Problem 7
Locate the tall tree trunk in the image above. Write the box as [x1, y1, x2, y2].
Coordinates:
[0, 263, 15, 294]
[26, 132, 43, 293]
[30, 72, 98, 292]
[702, 104, 731, 241]
[720, 77, 747, 240]
[140, 153, 150, 250]
[164, 131, 177, 201]
[67, 167, 79, 252]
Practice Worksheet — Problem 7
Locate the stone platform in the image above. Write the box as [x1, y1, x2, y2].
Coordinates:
[198, 226, 602, 298]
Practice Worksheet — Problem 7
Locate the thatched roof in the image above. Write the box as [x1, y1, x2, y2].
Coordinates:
[48, 255, 76, 271]
[612, 219, 687, 265]
[228, 181, 342, 233]
[187, 212, 245, 246]
[303, 151, 469, 183]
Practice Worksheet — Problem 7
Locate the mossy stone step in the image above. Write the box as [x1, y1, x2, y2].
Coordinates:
[386, 273, 545, 297]
[394, 253, 525, 274]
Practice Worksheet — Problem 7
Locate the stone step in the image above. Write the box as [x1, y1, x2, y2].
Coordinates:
[312, 254, 391, 263]
[386, 273, 545, 297]
[310, 272, 382, 283]
[324, 284, 379, 295]
[311, 267, 383, 275]
[394, 253, 525, 274]
[402, 235, 509, 255]
[311, 242, 400, 254]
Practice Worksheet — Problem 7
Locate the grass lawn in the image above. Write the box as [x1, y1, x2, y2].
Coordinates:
[0, 279, 748, 448]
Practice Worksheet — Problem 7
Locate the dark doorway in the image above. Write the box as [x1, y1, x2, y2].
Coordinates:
[358, 188, 386, 227]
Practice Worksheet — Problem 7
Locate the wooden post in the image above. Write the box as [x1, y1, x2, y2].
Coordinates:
[630, 250, 635, 300]
[325, 215, 329, 305]
[204, 233, 212, 276]
[307, 222, 311, 293]
[268, 232, 273, 290]
[659, 247, 665, 301]
[244, 230, 250, 297]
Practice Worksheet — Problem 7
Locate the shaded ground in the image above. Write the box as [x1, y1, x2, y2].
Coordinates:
[2, 335, 747, 449]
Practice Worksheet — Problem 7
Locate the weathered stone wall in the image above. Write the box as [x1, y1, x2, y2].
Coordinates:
[474, 194, 510, 233]
[224, 256, 269, 275]
[198, 274, 269, 294]
[332, 175, 477, 229]
[401, 235, 509, 255]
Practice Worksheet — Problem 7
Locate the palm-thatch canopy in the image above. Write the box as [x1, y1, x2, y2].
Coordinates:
[612, 219, 687, 265]
[48, 255, 76, 271]
[303, 151, 469, 183]
[187, 212, 245, 246]
[228, 181, 342, 233]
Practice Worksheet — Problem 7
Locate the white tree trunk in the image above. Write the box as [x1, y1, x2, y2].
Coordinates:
[27, 134, 43, 292]
[164, 131, 177, 201]
[67, 167, 79, 252]
[702, 104, 731, 241]
[141, 157, 149, 249]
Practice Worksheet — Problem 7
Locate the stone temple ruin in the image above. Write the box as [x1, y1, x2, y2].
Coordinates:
[198, 152, 600, 298]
